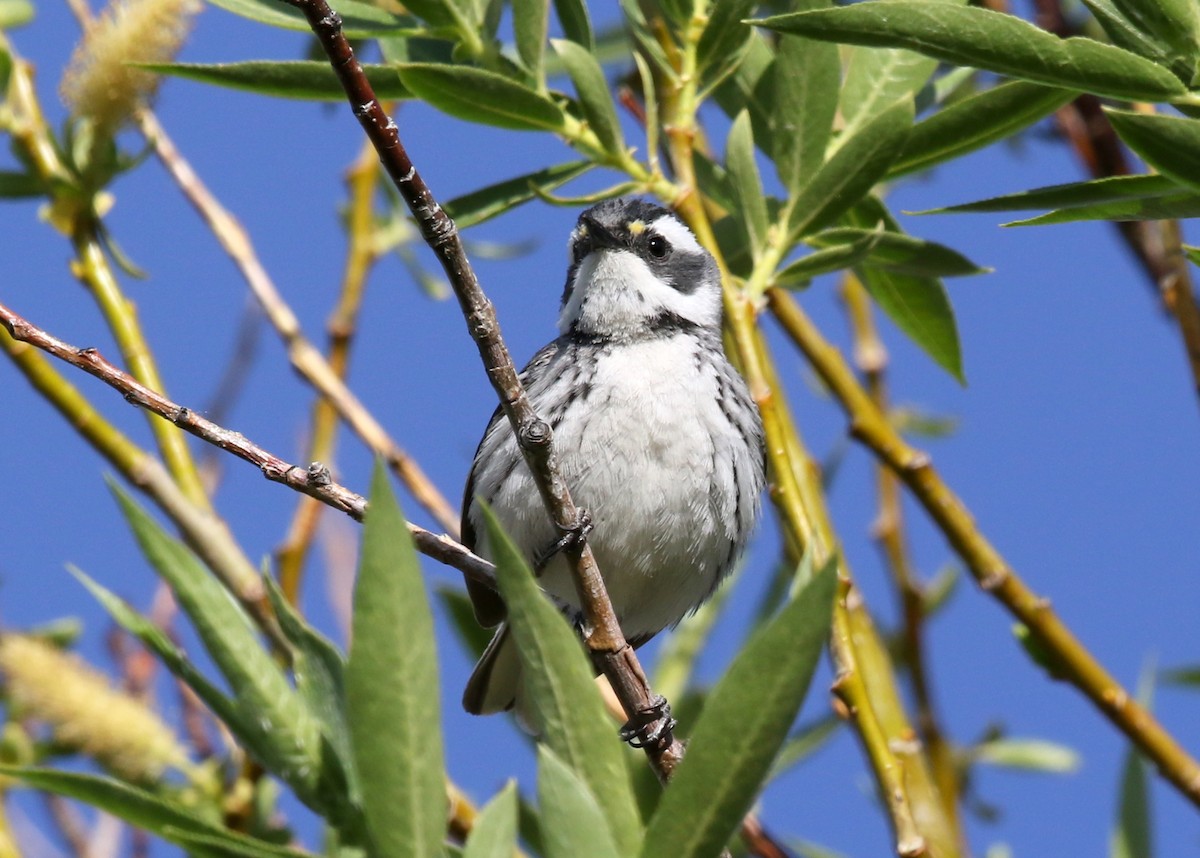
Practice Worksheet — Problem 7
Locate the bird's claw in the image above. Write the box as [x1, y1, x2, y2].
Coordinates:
[534, 508, 593, 571]
[619, 695, 676, 749]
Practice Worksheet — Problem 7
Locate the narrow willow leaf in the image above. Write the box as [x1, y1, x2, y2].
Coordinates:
[538, 747, 623, 858]
[0, 170, 43, 197]
[787, 97, 912, 240]
[1186, 246, 1200, 268]
[167, 828, 316, 858]
[775, 231, 884, 289]
[633, 53, 660, 172]
[726, 111, 769, 255]
[398, 0, 458, 27]
[849, 198, 963, 380]
[926, 174, 1181, 214]
[347, 464, 447, 858]
[262, 576, 361, 830]
[0, 0, 32, 30]
[463, 782, 519, 858]
[1106, 109, 1200, 194]
[397, 63, 565, 131]
[1108, 0, 1200, 62]
[773, 33, 839, 194]
[0, 768, 309, 857]
[108, 484, 323, 801]
[754, 2, 1187, 102]
[553, 0, 592, 49]
[1080, 0, 1171, 63]
[437, 585, 496, 657]
[974, 738, 1081, 773]
[889, 81, 1076, 178]
[443, 161, 594, 228]
[696, 0, 755, 92]
[480, 505, 643, 855]
[638, 562, 836, 858]
[205, 0, 416, 36]
[617, 0, 673, 78]
[1162, 664, 1200, 686]
[1111, 747, 1152, 858]
[1006, 194, 1200, 225]
[143, 61, 410, 101]
[810, 227, 988, 277]
[552, 39, 625, 156]
[513, 0, 549, 84]
[652, 568, 739, 706]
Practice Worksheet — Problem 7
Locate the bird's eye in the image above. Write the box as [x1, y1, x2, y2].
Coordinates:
[647, 234, 670, 259]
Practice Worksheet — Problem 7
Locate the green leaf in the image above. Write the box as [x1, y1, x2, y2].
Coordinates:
[809, 227, 988, 277]
[513, 0, 549, 83]
[787, 97, 913, 240]
[767, 716, 841, 782]
[0, 170, 44, 198]
[463, 782, 519, 858]
[1111, 661, 1155, 858]
[1107, 109, 1200, 194]
[552, 39, 625, 155]
[848, 198, 963, 381]
[481, 505, 644, 855]
[652, 569, 739, 706]
[1107, 0, 1200, 64]
[773, 32, 839, 195]
[1080, 0, 1172, 64]
[552, 0, 593, 49]
[0, 0, 33, 29]
[1006, 193, 1200, 225]
[347, 463, 447, 858]
[443, 161, 595, 228]
[538, 747, 623, 858]
[0, 768, 309, 858]
[726, 110, 769, 255]
[633, 52, 660, 172]
[1161, 664, 1200, 686]
[205, 0, 416, 36]
[396, 63, 566, 130]
[889, 81, 1076, 178]
[754, 2, 1187, 102]
[638, 561, 836, 858]
[974, 738, 1081, 773]
[926, 173, 1181, 214]
[108, 484, 324, 802]
[696, 0, 756, 93]
[143, 61, 410, 101]
[775, 230, 885, 289]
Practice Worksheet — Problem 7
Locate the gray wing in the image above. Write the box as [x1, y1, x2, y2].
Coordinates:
[460, 339, 563, 627]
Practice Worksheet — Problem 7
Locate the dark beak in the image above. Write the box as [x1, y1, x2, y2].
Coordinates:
[579, 215, 622, 251]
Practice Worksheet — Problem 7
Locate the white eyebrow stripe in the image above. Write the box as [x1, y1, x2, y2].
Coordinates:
[649, 214, 702, 254]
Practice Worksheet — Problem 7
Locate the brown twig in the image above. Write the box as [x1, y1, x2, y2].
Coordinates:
[0, 300, 497, 595]
[767, 285, 1200, 811]
[279, 0, 683, 773]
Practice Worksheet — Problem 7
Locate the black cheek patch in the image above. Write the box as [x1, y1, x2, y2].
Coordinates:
[663, 253, 714, 294]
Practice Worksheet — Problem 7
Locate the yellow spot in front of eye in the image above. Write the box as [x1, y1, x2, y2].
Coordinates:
[627, 219, 646, 235]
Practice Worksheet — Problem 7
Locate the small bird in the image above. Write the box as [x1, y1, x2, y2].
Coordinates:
[460, 198, 766, 724]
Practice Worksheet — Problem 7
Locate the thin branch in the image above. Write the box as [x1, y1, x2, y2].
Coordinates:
[841, 275, 964, 843]
[767, 285, 1200, 811]
[280, 0, 683, 773]
[135, 109, 460, 535]
[0, 300, 497, 596]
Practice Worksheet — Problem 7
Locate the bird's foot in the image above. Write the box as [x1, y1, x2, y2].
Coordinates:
[533, 508, 593, 571]
[619, 695, 676, 749]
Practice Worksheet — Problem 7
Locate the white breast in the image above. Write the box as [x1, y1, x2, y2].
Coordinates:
[468, 333, 761, 639]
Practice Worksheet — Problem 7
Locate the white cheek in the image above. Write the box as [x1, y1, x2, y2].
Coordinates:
[649, 215, 703, 254]
[558, 250, 720, 335]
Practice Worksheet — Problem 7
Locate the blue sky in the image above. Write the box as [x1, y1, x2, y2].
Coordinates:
[2, 1, 1199, 855]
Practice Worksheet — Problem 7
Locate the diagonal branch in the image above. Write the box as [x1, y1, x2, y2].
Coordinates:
[279, 0, 683, 773]
[767, 285, 1200, 812]
[0, 300, 496, 595]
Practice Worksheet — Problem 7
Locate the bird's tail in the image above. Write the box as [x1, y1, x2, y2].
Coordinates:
[462, 623, 522, 716]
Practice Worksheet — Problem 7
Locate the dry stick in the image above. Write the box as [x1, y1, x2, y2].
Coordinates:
[0, 301, 496, 596]
[279, 0, 683, 772]
[136, 110, 460, 535]
[767, 286, 1200, 811]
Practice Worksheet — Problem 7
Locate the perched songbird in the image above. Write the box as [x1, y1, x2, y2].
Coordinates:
[460, 198, 766, 722]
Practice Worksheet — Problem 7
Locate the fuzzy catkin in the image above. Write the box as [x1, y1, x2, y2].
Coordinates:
[0, 634, 190, 782]
[60, 0, 201, 132]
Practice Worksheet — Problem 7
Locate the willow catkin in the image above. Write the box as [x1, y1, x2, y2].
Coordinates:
[0, 634, 191, 782]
